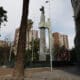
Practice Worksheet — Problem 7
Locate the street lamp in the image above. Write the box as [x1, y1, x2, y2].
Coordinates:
[45, 0, 54, 72]
[32, 29, 34, 61]
[46, 18, 53, 72]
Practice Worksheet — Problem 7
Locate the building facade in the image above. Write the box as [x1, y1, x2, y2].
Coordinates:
[14, 20, 38, 55]
[63, 35, 69, 49]
[52, 32, 69, 49]
[14, 29, 38, 52]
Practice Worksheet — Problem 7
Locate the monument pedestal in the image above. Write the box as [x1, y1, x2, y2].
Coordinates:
[39, 54, 46, 61]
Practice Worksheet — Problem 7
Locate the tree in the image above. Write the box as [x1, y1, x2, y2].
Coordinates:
[0, 47, 4, 65]
[0, 7, 7, 26]
[53, 46, 70, 61]
[24, 38, 39, 68]
[9, 49, 16, 67]
[24, 49, 32, 67]
[13, 0, 30, 79]
[25, 38, 39, 63]
[30, 38, 39, 61]
[53, 47, 60, 61]
[0, 46, 10, 66]
[70, 48, 77, 63]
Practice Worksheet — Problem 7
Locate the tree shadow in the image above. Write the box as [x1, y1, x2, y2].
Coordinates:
[58, 65, 80, 76]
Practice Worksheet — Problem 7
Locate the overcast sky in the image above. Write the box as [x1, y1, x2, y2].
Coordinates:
[0, 0, 75, 49]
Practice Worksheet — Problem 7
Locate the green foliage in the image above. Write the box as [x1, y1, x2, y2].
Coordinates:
[0, 46, 16, 67]
[46, 54, 50, 61]
[0, 47, 4, 65]
[70, 48, 77, 62]
[0, 46, 10, 65]
[75, 47, 80, 62]
[25, 38, 39, 64]
[53, 46, 60, 60]
[25, 49, 32, 64]
[30, 38, 39, 51]
[9, 49, 16, 67]
[30, 38, 39, 61]
[0, 7, 7, 26]
[53, 46, 70, 61]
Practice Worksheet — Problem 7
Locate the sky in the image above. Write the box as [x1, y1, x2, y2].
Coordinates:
[0, 0, 75, 49]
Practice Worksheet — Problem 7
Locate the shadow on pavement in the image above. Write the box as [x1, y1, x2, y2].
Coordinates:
[57, 65, 80, 76]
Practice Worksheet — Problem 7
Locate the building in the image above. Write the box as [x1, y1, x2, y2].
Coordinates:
[26, 29, 38, 49]
[63, 35, 69, 49]
[14, 28, 38, 55]
[13, 20, 38, 55]
[52, 32, 69, 49]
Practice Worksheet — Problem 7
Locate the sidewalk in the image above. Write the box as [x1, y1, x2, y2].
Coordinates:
[0, 67, 80, 80]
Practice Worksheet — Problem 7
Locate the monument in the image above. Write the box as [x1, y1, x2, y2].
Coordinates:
[39, 6, 46, 61]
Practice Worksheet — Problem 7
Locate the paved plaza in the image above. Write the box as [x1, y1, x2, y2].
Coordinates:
[0, 66, 80, 80]
[24, 66, 80, 80]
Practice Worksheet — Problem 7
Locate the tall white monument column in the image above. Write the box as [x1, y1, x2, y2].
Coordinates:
[39, 6, 46, 61]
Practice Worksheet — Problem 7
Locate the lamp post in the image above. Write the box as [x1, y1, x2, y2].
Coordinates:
[46, 18, 53, 72]
[32, 29, 34, 61]
[45, 0, 54, 72]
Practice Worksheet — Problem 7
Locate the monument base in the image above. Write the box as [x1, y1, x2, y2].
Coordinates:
[39, 54, 46, 61]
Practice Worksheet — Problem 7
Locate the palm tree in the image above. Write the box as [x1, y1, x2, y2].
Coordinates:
[13, 0, 29, 78]
[0, 6, 7, 26]
[74, 17, 80, 63]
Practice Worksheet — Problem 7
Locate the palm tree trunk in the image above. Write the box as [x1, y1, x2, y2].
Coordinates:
[74, 17, 80, 63]
[13, 0, 29, 79]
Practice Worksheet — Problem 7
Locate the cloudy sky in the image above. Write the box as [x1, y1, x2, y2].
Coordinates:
[0, 0, 75, 49]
